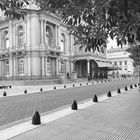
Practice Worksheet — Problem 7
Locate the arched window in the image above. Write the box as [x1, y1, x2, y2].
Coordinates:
[45, 26, 53, 46]
[19, 59, 24, 75]
[60, 33, 65, 52]
[18, 26, 24, 47]
[3, 30, 9, 49]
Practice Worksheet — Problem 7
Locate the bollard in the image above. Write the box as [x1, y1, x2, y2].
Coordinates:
[71, 100, 78, 110]
[93, 95, 98, 102]
[24, 89, 27, 94]
[32, 111, 41, 125]
[117, 88, 121, 93]
[107, 91, 111, 97]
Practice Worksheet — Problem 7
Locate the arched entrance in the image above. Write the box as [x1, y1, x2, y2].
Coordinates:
[75, 59, 98, 78]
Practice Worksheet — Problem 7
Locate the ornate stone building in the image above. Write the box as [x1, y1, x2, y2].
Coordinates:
[0, 9, 114, 84]
[107, 46, 134, 76]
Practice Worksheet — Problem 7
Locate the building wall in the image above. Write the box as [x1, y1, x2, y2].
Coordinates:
[0, 10, 109, 80]
[0, 11, 75, 79]
[107, 48, 134, 75]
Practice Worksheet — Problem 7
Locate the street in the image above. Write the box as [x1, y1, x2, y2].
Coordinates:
[0, 78, 137, 129]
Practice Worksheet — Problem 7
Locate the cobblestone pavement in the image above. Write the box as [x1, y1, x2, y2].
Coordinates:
[0, 78, 137, 129]
[10, 88, 140, 140]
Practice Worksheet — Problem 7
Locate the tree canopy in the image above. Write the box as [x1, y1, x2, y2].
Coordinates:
[127, 45, 140, 65]
[0, 0, 140, 52]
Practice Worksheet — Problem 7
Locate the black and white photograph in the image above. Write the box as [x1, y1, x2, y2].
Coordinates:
[0, 0, 139, 139]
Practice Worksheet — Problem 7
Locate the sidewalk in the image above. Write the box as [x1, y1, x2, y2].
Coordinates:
[0, 79, 105, 97]
[0, 78, 133, 97]
[8, 87, 140, 140]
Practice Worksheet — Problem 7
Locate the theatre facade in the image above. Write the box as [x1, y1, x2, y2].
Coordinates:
[0, 10, 116, 82]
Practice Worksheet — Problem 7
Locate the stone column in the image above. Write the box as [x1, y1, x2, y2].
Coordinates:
[1, 61, 4, 77]
[30, 14, 40, 50]
[24, 56, 28, 76]
[9, 20, 13, 49]
[73, 60, 76, 72]
[24, 20, 27, 46]
[70, 60, 73, 73]
[56, 58, 59, 76]
[87, 59, 90, 76]
[9, 54, 13, 77]
[40, 19, 45, 47]
[41, 57, 45, 76]
[44, 21, 47, 46]
[45, 57, 48, 75]
[57, 25, 60, 49]
[27, 53, 32, 76]
[13, 25, 16, 48]
[13, 57, 18, 77]
[26, 15, 31, 50]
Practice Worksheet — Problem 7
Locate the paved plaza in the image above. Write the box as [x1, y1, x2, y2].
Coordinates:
[0, 78, 137, 129]
[9, 87, 140, 140]
[0, 77, 139, 140]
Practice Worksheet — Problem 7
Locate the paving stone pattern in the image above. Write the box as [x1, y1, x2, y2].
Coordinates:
[11, 89, 140, 140]
[0, 78, 137, 129]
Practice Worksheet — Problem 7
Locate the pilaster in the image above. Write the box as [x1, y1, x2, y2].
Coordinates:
[9, 54, 13, 77]
[26, 15, 31, 50]
[9, 20, 13, 49]
[41, 57, 45, 76]
[40, 19, 45, 47]
[87, 59, 90, 76]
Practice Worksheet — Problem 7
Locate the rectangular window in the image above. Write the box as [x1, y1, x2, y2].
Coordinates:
[120, 61, 122, 65]
[114, 61, 117, 65]
[19, 59, 24, 75]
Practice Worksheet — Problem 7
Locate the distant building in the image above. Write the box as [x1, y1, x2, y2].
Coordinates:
[107, 46, 134, 76]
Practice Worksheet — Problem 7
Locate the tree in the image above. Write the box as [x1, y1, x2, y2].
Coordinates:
[0, 0, 140, 51]
[0, 0, 29, 20]
[127, 45, 140, 66]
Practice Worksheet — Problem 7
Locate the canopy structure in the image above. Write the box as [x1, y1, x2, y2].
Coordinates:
[95, 60, 121, 71]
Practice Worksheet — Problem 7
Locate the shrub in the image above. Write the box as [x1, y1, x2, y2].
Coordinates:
[124, 86, 128, 91]
[135, 84, 137, 87]
[9, 85, 12, 88]
[80, 83, 82, 86]
[107, 91, 111, 97]
[73, 84, 75, 87]
[3, 91, 7, 96]
[64, 85, 66, 88]
[117, 88, 121, 93]
[93, 95, 98, 102]
[32, 111, 41, 125]
[86, 83, 88, 85]
[71, 100, 78, 110]
[92, 82, 94, 84]
[130, 85, 133, 89]
[54, 86, 56, 90]
[40, 88, 43, 91]
[24, 89, 27, 94]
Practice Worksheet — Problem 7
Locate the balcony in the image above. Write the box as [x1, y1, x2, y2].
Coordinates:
[0, 48, 10, 57]
[10, 45, 26, 54]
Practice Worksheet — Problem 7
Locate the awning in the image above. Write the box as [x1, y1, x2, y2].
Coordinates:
[95, 61, 120, 71]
